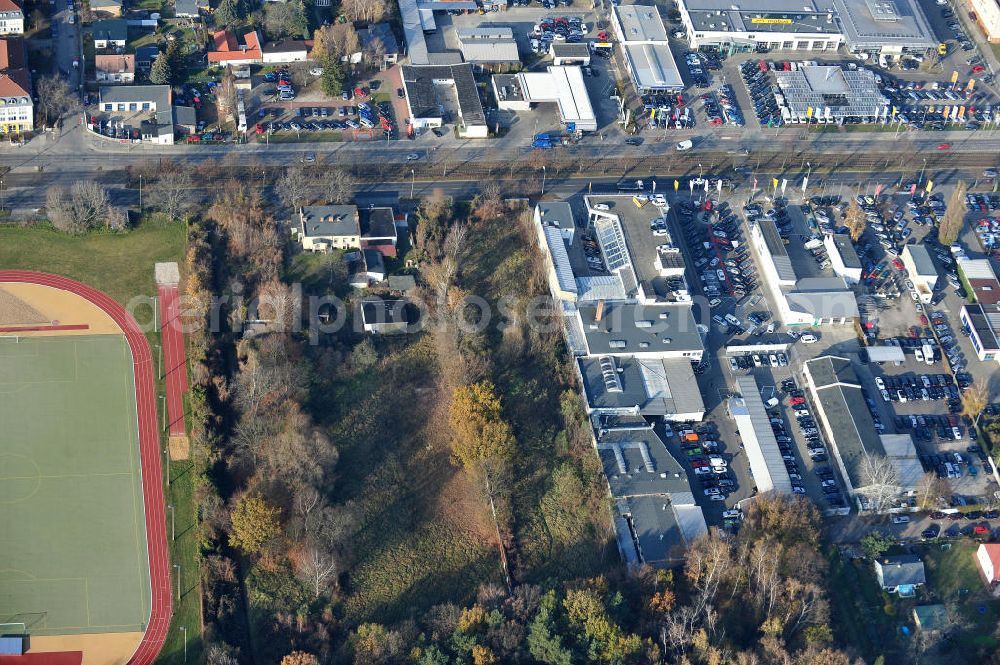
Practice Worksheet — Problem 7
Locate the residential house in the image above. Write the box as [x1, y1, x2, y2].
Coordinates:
[172, 105, 196, 135]
[135, 45, 159, 71]
[298, 205, 360, 252]
[95, 54, 135, 83]
[0, 0, 23, 35]
[207, 29, 263, 66]
[976, 543, 1000, 586]
[262, 40, 312, 64]
[359, 298, 419, 334]
[359, 206, 400, 257]
[874, 555, 926, 596]
[359, 23, 400, 68]
[91, 19, 128, 50]
[0, 37, 30, 134]
[174, 0, 208, 19]
[91, 0, 123, 16]
[349, 249, 387, 288]
[98, 85, 176, 144]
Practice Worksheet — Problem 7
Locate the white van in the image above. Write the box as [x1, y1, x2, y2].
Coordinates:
[676, 139, 693, 151]
[914, 349, 925, 363]
[800, 333, 818, 344]
[892, 515, 910, 524]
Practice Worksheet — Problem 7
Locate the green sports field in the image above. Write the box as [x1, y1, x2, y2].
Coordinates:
[0, 334, 150, 635]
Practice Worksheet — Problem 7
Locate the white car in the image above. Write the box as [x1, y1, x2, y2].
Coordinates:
[653, 228, 670, 236]
[652, 193, 668, 207]
[709, 298, 722, 308]
[722, 509, 742, 519]
[309, 67, 324, 76]
[800, 333, 818, 343]
[892, 515, 910, 524]
[709, 494, 726, 501]
[704, 487, 721, 495]
[694, 467, 714, 475]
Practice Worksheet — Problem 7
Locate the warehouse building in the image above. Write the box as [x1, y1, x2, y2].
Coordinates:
[901, 244, 937, 303]
[401, 64, 488, 138]
[968, 0, 1000, 42]
[598, 425, 707, 568]
[678, 0, 936, 55]
[824, 233, 862, 284]
[957, 258, 1000, 305]
[456, 26, 520, 67]
[729, 376, 793, 494]
[579, 355, 706, 420]
[572, 300, 704, 361]
[960, 303, 1000, 363]
[611, 5, 684, 93]
[803, 356, 919, 511]
[750, 219, 859, 325]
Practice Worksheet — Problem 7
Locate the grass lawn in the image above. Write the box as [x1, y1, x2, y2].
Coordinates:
[827, 547, 906, 663]
[0, 218, 199, 663]
[922, 541, 1000, 651]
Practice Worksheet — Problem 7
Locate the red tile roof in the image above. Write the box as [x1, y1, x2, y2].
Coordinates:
[95, 53, 135, 74]
[0, 37, 25, 71]
[0, 69, 30, 98]
[0, 0, 22, 14]
[208, 29, 262, 63]
[981, 544, 1000, 582]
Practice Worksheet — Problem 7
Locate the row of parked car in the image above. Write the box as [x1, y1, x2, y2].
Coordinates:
[727, 351, 788, 372]
[680, 201, 757, 301]
[674, 423, 737, 502]
[779, 378, 842, 506]
[699, 85, 743, 127]
[739, 60, 782, 127]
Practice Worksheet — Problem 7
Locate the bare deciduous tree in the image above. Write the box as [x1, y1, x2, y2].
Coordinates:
[325, 168, 355, 204]
[36, 76, 79, 126]
[844, 200, 866, 241]
[914, 472, 948, 511]
[278, 165, 311, 213]
[961, 379, 989, 427]
[46, 182, 119, 233]
[295, 540, 339, 598]
[341, 0, 388, 25]
[857, 452, 901, 513]
[151, 171, 195, 222]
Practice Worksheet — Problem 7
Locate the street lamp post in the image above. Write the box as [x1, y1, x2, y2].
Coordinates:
[541, 165, 546, 195]
[174, 564, 181, 600]
[919, 158, 928, 184]
[159, 394, 166, 433]
[410, 168, 415, 199]
[180, 626, 187, 663]
[138, 174, 142, 215]
[168, 503, 175, 541]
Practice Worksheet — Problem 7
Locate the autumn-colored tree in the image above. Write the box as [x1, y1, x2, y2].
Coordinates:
[961, 378, 989, 426]
[448, 380, 516, 474]
[649, 589, 677, 616]
[938, 180, 968, 246]
[472, 182, 505, 223]
[915, 471, 949, 511]
[563, 587, 643, 663]
[472, 645, 498, 665]
[229, 495, 281, 554]
[843, 200, 866, 241]
[281, 652, 319, 665]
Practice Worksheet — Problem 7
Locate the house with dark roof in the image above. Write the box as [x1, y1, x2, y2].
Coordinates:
[174, 0, 208, 19]
[98, 85, 176, 144]
[574, 300, 704, 360]
[359, 206, 399, 257]
[875, 555, 926, 595]
[359, 22, 399, 68]
[91, 19, 128, 50]
[208, 28, 263, 65]
[359, 298, 419, 334]
[298, 205, 360, 252]
[349, 249, 387, 289]
[135, 45, 160, 71]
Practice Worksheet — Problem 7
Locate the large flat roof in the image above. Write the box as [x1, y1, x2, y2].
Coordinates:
[579, 356, 706, 417]
[962, 304, 1000, 351]
[833, 0, 936, 49]
[903, 244, 936, 276]
[731, 376, 793, 494]
[577, 301, 703, 356]
[519, 66, 596, 130]
[615, 5, 669, 42]
[597, 427, 692, 497]
[623, 44, 685, 90]
[401, 64, 486, 128]
[805, 356, 886, 490]
[756, 220, 797, 282]
[831, 234, 861, 269]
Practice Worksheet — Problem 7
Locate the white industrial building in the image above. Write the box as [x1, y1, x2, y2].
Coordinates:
[678, 0, 936, 55]
[729, 376, 793, 494]
[775, 65, 889, 123]
[579, 355, 706, 420]
[750, 219, 859, 325]
[968, 0, 1000, 43]
[400, 64, 488, 138]
[824, 234, 862, 284]
[611, 5, 685, 92]
[456, 26, 521, 66]
[960, 303, 1000, 363]
[494, 66, 597, 132]
[901, 244, 937, 303]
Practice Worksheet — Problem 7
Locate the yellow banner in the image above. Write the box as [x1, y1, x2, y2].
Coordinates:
[674, 179, 679, 191]
[751, 17, 793, 24]
[951, 70, 959, 83]
[891, 106, 897, 119]
[967, 79, 976, 91]
[806, 106, 813, 118]
[926, 180, 933, 193]
[772, 178, 779, 190]
[958, 106, 966, 119]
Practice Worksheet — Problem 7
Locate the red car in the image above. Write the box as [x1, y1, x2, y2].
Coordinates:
[974, 525, 989, 535]
[789, 396, 806, 405]
[937, 143, 951, 150]
[973, 65, 986, 74]
[892, 258, 904, 271]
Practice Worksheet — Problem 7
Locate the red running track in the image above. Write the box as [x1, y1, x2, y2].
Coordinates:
[157, 284, 188, 437]
[0, 271, 172, 665]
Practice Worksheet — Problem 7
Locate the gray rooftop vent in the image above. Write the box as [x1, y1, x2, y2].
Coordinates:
[609, 340, 627, 349]
[599, 356, 623, 392]
[636, 320, 653, 328]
